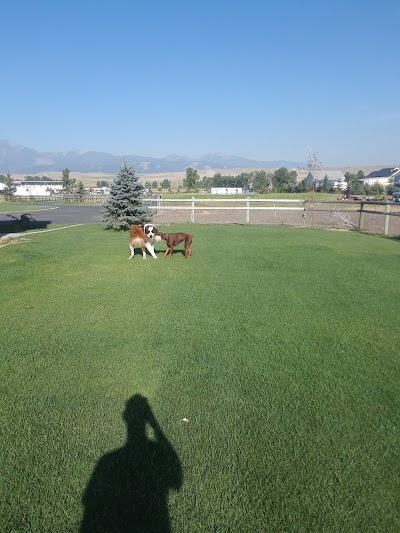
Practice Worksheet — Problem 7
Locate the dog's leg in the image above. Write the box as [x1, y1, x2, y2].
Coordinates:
[164, 247, 170, 258]
[184, 237, 192, 258]
[167, 246, 173, 258]
[141, 245, 147, 259]
[145, 241, 158, 259]
[129, 244, 135, 259]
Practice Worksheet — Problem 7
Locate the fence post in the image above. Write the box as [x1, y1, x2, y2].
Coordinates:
[358, 202, 364, 231]
[191, 196, 195, 223]
[246, 197, 250, 224]
[384, 202, 391, 235]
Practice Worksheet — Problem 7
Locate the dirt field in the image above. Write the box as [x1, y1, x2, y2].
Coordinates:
[153, 202, 400, 236]
[12, 165, 389, 189]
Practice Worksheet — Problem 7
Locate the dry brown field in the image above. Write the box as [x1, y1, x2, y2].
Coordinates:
[11, 165, 392, 188]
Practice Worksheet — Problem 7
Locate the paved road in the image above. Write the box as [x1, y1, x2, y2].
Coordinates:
[0, 204, 103, 226]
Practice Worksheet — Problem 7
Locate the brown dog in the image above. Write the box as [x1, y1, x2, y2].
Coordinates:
[157, 231, 193, 258]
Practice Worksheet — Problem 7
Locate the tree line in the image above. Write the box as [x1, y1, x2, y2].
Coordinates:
[1, 166, 396, 199]
[142, 168, 300, 193]
[176, 167, 396, 195]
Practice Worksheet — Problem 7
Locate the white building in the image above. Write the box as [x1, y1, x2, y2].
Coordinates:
[210, 187, 243, 195]
[306, 171, 347, 191]
[361, 167, 400, 187]
[14, 180, 64, 196]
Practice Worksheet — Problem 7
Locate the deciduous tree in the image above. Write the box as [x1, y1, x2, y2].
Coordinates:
[3, 172, 17, 200]
[272, 167, 297, 192]
[184, 167, 199, 191]
[62, 168, 76, 192]
[253, 170, 271, 193]
[96, 180, 110, 188]
[306, 148, 321, 193]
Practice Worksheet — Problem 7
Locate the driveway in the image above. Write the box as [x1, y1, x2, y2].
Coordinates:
[0, 204, 104, 238]
[0, 204, 103, 226]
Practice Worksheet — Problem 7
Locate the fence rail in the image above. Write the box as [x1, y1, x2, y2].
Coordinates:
[3, 195, 400, 235]
[144, 197, 400, 235]
[145, 197, 307, 224]
[9, 194, 107, 203]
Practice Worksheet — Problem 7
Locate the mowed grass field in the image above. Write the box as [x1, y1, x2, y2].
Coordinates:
[1, 224, 399, 532]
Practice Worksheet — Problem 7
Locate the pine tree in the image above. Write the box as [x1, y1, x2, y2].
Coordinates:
[76, 180, 85, 201]
[102, 160, 152, 230]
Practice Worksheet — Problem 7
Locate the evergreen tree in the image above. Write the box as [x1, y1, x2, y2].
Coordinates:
[102, 160, 152, 230]
[76, 180, 85, 200]
[320, 175, 330, 192]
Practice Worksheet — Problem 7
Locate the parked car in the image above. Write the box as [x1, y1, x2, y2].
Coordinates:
[391, 191, 400, 202]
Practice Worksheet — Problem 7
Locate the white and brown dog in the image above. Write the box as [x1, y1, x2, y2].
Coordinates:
[129, 223, 161, 260]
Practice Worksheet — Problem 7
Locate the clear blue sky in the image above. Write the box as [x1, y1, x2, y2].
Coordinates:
[2, 0, 399, 166]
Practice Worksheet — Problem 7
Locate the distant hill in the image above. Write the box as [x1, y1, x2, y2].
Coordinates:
[0, 140, 305, 175]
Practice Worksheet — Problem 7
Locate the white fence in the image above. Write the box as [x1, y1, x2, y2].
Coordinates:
[4, 195, 400, 235]
[145, 197, 305, 224]
[144, 197, 400, 235]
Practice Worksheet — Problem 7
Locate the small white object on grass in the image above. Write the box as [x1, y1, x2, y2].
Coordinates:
[181, 418, 189, 422]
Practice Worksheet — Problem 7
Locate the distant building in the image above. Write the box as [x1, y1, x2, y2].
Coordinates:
[210, 187, 243, 195]
[361, 167, 400, 187]
[306, 171, 347, 191]
[14, 180, 64, 196]
[91, 187, 110, 195]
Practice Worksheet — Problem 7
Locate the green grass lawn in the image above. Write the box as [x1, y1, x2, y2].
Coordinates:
[1, 224, 399, 531]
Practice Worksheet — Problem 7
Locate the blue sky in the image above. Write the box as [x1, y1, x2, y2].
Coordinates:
[2, 0, 399, 166]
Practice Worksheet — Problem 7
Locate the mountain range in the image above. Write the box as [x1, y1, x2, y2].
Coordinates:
[0, 140, 305, 175]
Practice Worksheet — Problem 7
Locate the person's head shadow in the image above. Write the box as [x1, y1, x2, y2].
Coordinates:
[80, 395, 183, 533]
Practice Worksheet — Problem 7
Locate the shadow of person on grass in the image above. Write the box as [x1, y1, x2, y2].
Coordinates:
[80, 395, 183, 533]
